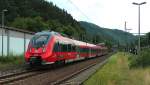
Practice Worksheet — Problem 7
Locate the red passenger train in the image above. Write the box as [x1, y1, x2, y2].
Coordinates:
[25, 31, 108, 66]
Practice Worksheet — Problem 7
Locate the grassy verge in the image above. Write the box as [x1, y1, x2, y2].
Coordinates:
[84, 52, 150, 85]
[0, 55, 25, 70]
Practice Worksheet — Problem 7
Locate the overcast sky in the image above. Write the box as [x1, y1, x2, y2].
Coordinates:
[47, 0, 150, 34]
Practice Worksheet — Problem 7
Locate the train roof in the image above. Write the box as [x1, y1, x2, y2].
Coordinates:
[35, 31, 61, 36]
[35, 31, 103, 49]
[56, 33, 100, 48]
[35, 31, 51, 35]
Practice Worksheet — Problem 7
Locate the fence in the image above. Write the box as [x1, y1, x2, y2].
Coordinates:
[0, 26, 34, 56]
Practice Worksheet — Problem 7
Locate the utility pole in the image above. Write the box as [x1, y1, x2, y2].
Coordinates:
[1, 9, 8, 57]
[124, 21, 127, 52]
[124, 21, 132, 53]
[132, 2, 146, 54]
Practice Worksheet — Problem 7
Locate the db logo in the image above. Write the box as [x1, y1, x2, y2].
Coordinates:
[35, 50, 38, 53]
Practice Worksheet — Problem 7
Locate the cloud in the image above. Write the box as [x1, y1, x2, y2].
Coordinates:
[47, 0, 150, 33]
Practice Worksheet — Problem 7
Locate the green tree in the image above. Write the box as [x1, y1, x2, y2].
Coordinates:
[0, 0, 85, 38]
[146, 32, 150, 45]
[105, 41, 112, 51]
[11, 16, 48, 32]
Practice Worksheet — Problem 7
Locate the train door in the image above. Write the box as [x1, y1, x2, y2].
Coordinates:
[67, 44, 72, 58]
[89, 48, 91, 57]
[76, 46, 80, 60]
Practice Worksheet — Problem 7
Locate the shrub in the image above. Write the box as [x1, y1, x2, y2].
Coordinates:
[0, 55, 25, 65]
[129, 48, 150, 68]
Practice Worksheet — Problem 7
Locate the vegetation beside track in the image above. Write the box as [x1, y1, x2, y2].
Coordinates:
[84, 51, 150, 85]
[0, 55, 25, 70]
[129, 48, 150, 68]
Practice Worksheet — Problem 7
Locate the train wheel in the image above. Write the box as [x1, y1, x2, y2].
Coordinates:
[54, 60, 65, 67]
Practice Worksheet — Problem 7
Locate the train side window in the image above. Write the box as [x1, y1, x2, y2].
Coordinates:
[74, 46, 77, 52]
[85, 48, 87, 53]
[80, 48, 82, 53]
[72, 45, 76, 52]
[67, 44, 71, 52]
[53, 42, 59, 52]
[61, 44, 67, 52]
[76, 47, 79, 52]
[82, 48, 84, 53]
[86, 48, 88, 53]
[64, 44, 67, 52]
[61, 44, 64, 52]
[71, 46, 73, 52]
[71, 45, 73, 52]
[77, 46, 80, 53]
[84, 48, 86, 53]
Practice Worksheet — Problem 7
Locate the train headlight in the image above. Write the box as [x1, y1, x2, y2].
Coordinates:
[42, 47, 46, 52]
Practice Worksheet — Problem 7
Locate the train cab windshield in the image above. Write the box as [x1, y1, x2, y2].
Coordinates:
[31, 34, 50, 48]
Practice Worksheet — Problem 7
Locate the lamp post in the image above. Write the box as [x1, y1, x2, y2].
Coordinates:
[1, 9, 8, 57]
[132, 2, 146, 54]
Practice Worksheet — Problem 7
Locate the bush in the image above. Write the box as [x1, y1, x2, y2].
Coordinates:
[129, 48, 150, 68]
[0, 55, 25, 65]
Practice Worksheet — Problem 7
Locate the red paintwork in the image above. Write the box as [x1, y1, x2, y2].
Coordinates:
[25, 32, 108, 64]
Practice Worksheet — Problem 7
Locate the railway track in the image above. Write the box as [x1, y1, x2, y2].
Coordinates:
[51, 61, 99, 85]
[0, 68, 45, 84]
[60, 58, 108, 85]
[0, 53, 112, 85]
[0, 64, 55, 84]
[0, 64, 27, 77]
[51, 53, 111, 85]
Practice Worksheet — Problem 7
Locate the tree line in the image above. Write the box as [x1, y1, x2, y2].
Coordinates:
[140, 32, 150, 47]
[0, 0, 85, 39]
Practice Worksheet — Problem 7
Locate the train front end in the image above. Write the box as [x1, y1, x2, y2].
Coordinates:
[25, 32, 54, 66]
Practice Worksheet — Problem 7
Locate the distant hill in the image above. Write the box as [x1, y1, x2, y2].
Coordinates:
[80, 21, 137, 45]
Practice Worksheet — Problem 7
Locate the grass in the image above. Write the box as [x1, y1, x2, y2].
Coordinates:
[84, 52, 150, 85]
[0, 54, 25, 70]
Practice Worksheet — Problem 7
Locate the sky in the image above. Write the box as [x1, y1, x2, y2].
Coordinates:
[47, 0, 150, 34]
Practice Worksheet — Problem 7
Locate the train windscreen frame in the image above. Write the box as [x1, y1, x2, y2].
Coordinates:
[31, 34, 50, 48]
